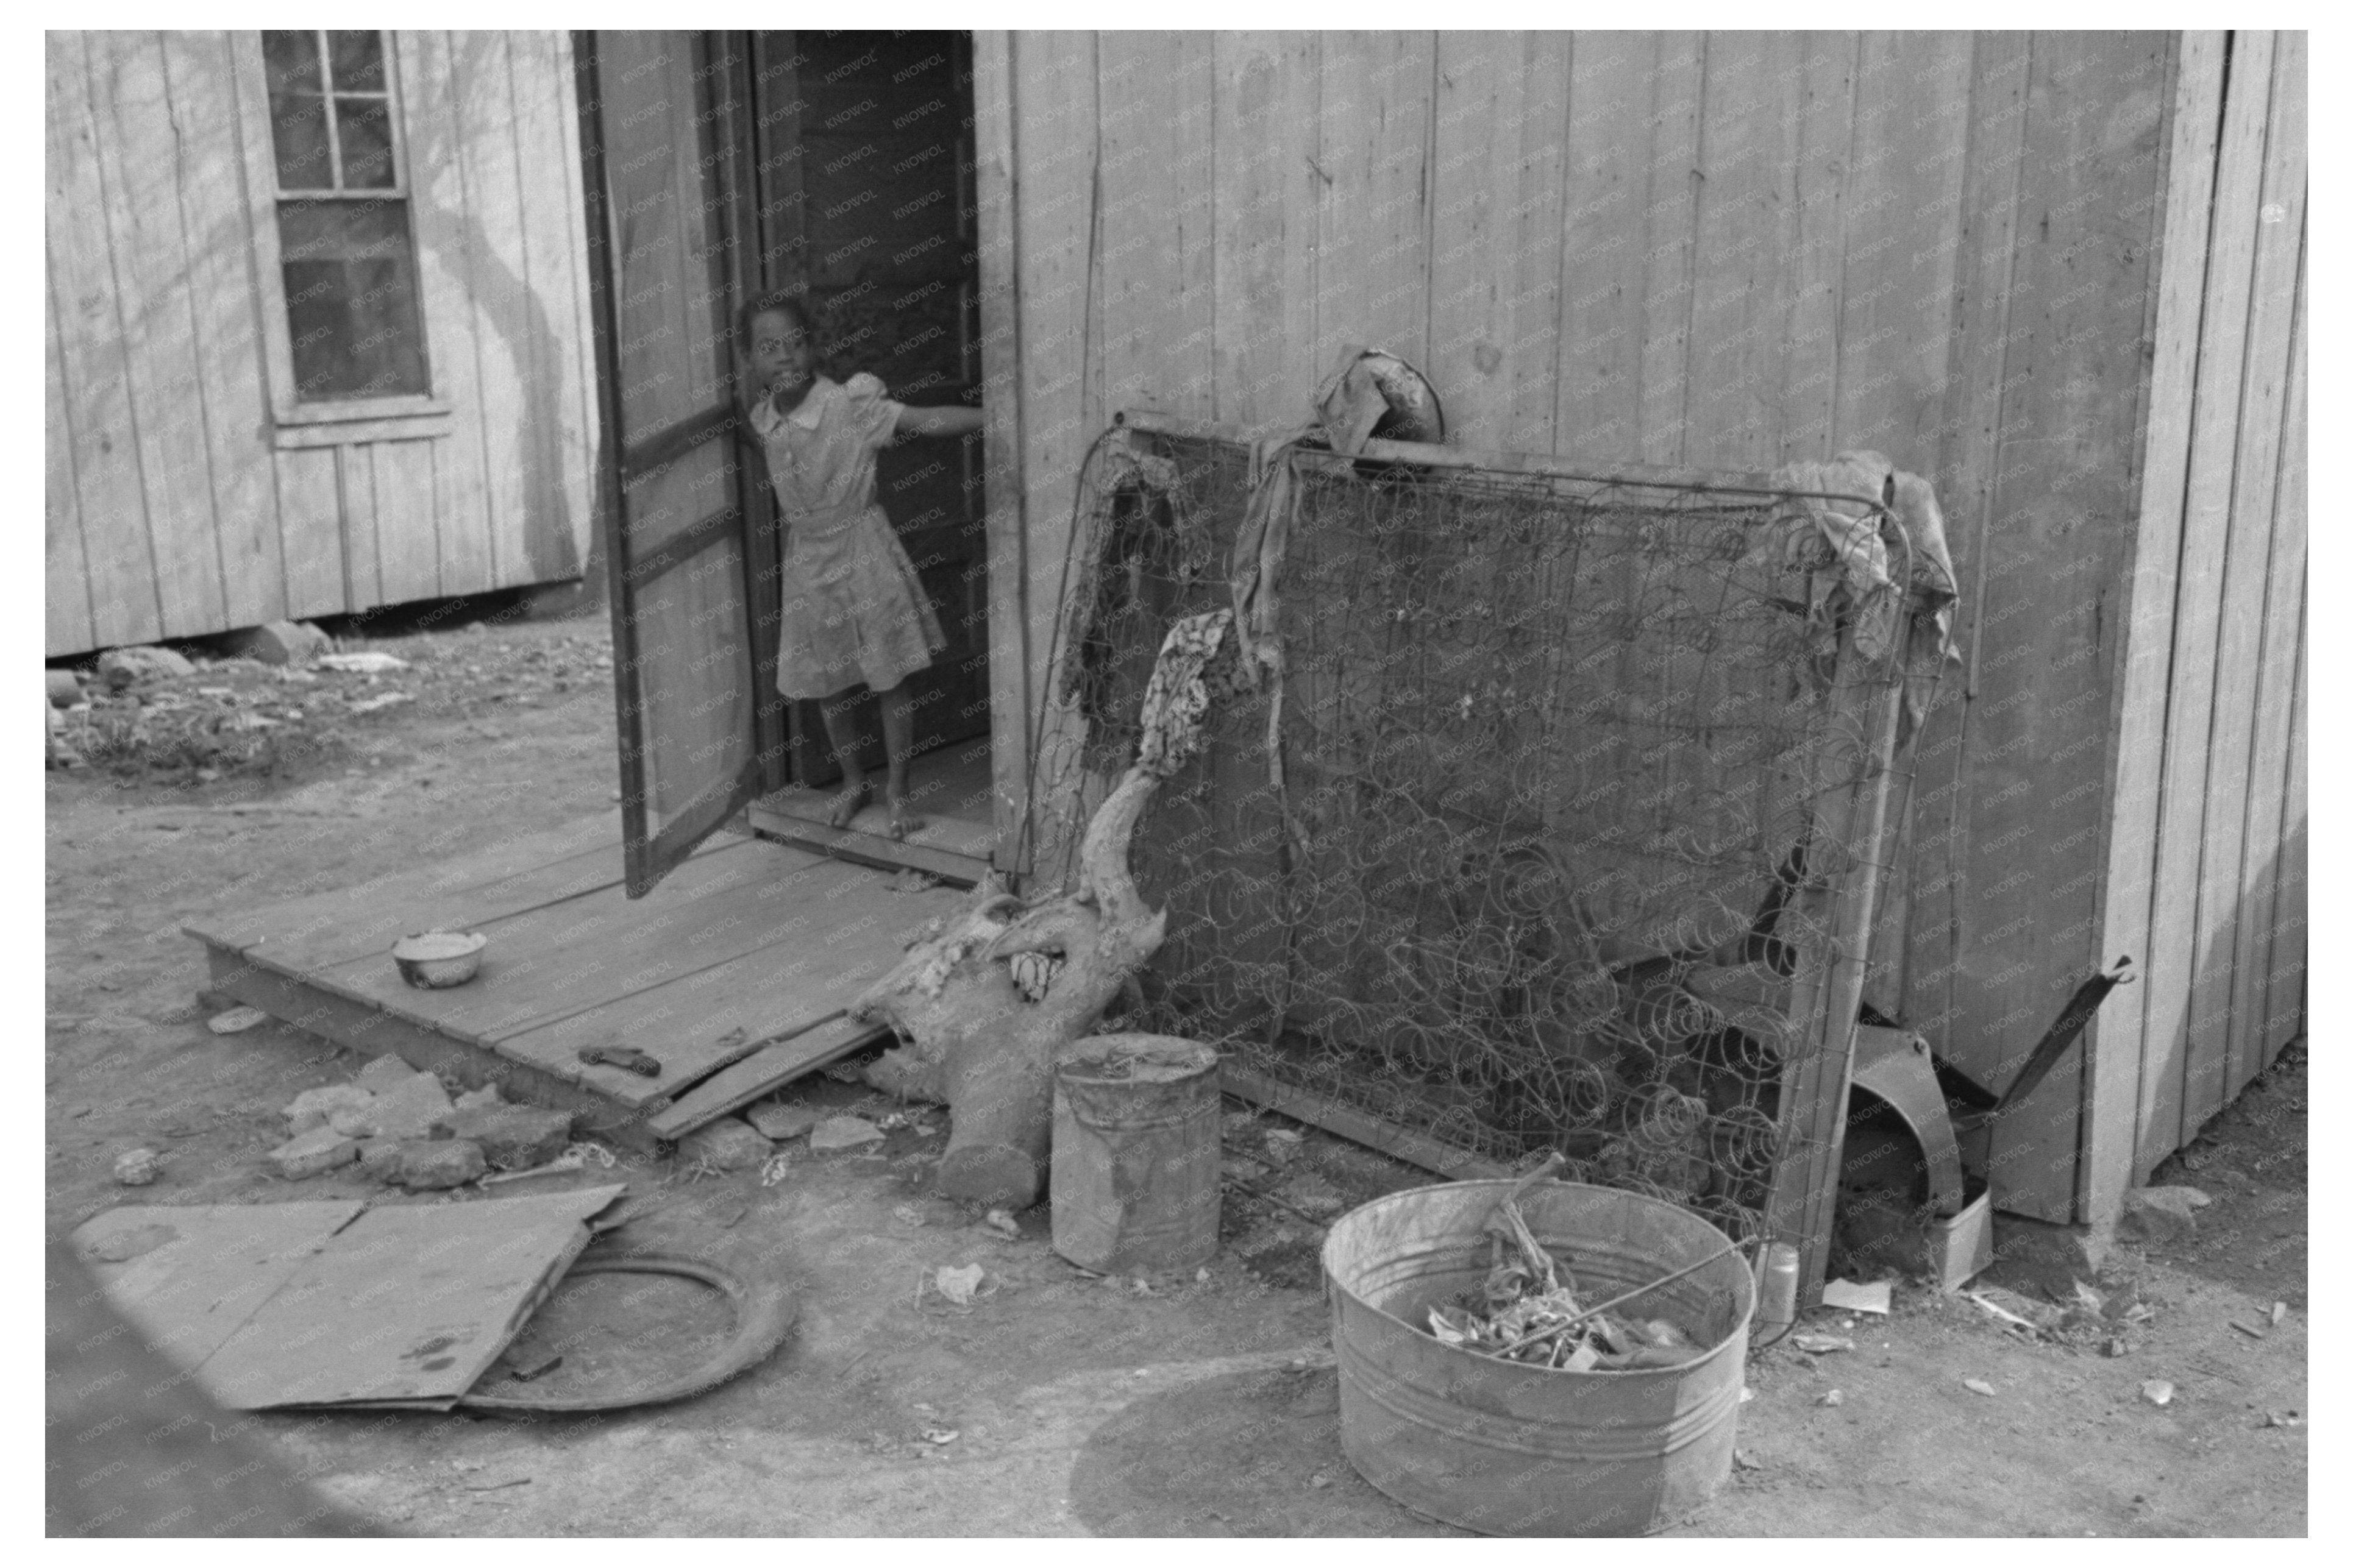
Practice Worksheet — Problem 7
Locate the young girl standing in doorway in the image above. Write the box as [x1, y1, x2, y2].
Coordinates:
[738, 294, 984, 840]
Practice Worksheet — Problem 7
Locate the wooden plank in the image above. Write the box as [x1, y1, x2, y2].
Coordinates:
[1683, 32, 1806, 473]
[1554, 31, 1651, 463]
[48, 30, 163, 648]
[502, 873, 966, 1104]
[746, 801, 991, 887]
[648, 1013, 888, 1140]
[1834, 33, 1976, 459]
[87, 30, 230, 640]
[203, 942, 659, 1150]
[449, 30, 533, 588]
[337, 444, 383, 609]
[183, 809, 628, 953]
[506, 27, 592, 583]
[1220, 1065, 1511, 1183]
[1209, 30, 1321, 428]
[1313, 31, 1435, 366]
[1423, 32, 1568, 455]
[1095, 32, 1215, 419]
[2231, 232, 2305, 1094]
[371, 439, 443, 605]
[1634, 34, 1705, 466]
[1782, 32, 1858, 463]
[973, 30, 1033, 870]
[2081, 31, 2224, 1224]
[397, 29, 496, 598]
[1955, 32, 2173, 1218]
[157, 30, 288, 635]
[44, 278, 96, 655]
[547, 30, 605, 584]
[2260, 605, 2305, 1060]
[271, 447, 349, 617]
[2138, 29, 2277, 1178]
[2188, 33, 2304, 1129]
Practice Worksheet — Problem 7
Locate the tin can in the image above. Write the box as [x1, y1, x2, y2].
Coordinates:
[1753, 1241, 1800, 1340]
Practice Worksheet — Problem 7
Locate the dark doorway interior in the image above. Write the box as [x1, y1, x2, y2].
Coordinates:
[745, 32, 986, 793]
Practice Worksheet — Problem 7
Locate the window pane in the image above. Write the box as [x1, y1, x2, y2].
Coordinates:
[338, 98, 396, 188]
[277, 199, 430, 399]
[326, 30, 385, 93]
[261, 30, 333, 190]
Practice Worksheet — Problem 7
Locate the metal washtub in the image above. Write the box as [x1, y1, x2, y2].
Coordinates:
[1322, 1180, 1754, 1536]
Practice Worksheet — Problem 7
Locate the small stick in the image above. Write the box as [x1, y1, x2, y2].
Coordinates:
[1498, 1238, 1749, 1358]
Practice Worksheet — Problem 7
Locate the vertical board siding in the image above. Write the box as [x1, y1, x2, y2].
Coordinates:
[50, 31, 166, 648]
[2135, 30, 2277, 1176]
[45, 280, 98, 654]
[401, 27, 494, 599]
[46, 29, 598, 655]
[87, 30, 231, 641]
[159, 30, 289, 632]
[996, 27, 2268, 1219]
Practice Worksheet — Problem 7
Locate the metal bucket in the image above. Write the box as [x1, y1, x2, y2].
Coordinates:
[1322, 1180, 1753, 1536]
[1050, 1034, 1221, 1273]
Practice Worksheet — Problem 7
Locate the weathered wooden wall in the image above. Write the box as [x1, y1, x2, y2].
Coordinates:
[2087, 31, 2306, 1217]
[45, 30, 599, 658]
[976, 30, 2284, 1221]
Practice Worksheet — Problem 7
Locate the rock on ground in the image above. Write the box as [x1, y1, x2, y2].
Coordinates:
[354, 1054, 427, 1094]
[285, 1084, 376, 1135]
[437, 1105, 574, 1169]
[271, 1127, 361, 1179]
[744, 1101, 820, 1141]
[332, 1072, 452, 1140]
[47, 670, 84, 708]
[96, 645, 194, 687]
[224, 620, 332, 667]
[680, 1118, 774, 1171]
[809, 1115, 886, 1152]
[2120, 1185, 2210, 1246]
[356, 1138, 407, 1182]
[395, 1139, 485, 1190]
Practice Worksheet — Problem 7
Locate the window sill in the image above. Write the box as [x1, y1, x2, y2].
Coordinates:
[271, 405, 454, 450]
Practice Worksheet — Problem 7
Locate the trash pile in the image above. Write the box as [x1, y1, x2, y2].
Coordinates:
[1422, 1160, 1714, 1372]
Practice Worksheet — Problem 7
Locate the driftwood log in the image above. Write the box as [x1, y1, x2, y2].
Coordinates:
[849, 611, 1242, 1207]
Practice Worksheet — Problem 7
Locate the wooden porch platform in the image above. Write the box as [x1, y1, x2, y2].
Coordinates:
[185, 814, 969, 1151]
[747, 734, 998, 885]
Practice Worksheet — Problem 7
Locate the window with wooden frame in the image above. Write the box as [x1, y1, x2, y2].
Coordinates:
[240, 29, 450, 444]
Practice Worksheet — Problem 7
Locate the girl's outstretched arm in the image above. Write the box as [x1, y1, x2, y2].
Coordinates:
[892, 403, 984, 439]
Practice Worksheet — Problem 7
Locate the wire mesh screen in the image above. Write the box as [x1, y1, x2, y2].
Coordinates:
[1031, 424, 1917, 1247]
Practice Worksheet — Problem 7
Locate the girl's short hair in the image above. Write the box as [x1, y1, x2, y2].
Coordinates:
[735, 291, 814, 352]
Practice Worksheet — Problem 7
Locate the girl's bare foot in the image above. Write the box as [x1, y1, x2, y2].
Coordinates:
[882, 792, 925, 842]
[826, 778, 872, 829]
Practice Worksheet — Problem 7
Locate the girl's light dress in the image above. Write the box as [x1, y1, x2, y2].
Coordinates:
[749, 373, 948, 700]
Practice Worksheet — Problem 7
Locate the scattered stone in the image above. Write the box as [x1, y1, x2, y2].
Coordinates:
[678, 1117, 774, 1171]
[356, 1138, 407, 1182]
[1820, 1389, 1844, 1407]
[744, 1101, 820, 1141]
[318, 650, 410, 675]
[454, 1082, 504, 1112]
[285, 1083, 377, 1134]
[2119, 1186, 2208, 1246]
[1962, 1378, 1996, 1397]
[97, 645, 196, 689]
[1262, 1129, 1304, 1166]
[207, 1005, 271, 1035]
[355, 1054, 428, 1094]
[226, 620, 332, 667]
[438, 1105, 574, 1169]
[395, 1138, 486, 1190]
[1733, 1450, 1764, 1472]
[1792, 1333, 1854, 1355]
[809, 1115, 886, 1152]
[334, 1072, 452, 1140]
[934, 1264, 984, 1307]
[47, 670, 84, 708]
[112, 1149, 162, 1187]
[2140, 1379, 2174, 1407]
[346, 692, 412, 715]
[272, 1127, 361, 1179]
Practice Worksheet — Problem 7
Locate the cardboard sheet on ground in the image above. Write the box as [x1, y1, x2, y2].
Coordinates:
[70, 1184, 625, 1410]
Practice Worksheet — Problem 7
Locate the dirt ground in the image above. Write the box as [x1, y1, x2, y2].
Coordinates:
[45, 606, 2309, 1537]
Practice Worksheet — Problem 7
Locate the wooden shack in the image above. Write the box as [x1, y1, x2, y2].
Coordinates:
[172, 29, 2302, 1244]
[44, 30, 599, 658]
[970, 30, 2305, 1227]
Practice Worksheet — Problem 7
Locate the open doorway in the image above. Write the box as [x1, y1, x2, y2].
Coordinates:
[741, 31, 992, 874]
